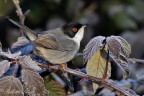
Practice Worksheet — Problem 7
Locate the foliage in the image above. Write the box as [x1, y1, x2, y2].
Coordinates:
[44, 77, 66, 96]
[0, 34, 134, 95]
[0, 0, 143, 95]
[84, 36, 131, 80]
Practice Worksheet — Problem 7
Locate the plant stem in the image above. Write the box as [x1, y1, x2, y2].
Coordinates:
[60, 67, 134, 96]
[12, 0, 30, 36]
[129, 58, 144, 64]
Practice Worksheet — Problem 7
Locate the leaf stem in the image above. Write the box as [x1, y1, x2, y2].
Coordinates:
[103, 50, 109, 80]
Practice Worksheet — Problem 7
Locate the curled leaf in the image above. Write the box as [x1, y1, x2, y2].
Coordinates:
[83, 36, 105, 63]
[107, 36, 131, 79]
[106, 36, 121, 59]
[19, 56, 41, 71]
[0, 60, 10, 77]
[116, 36, 131, 57]
[22, 68, 48, 96]
[0, 76, 24, 96]
[86, 48, 111, 93]
[44, 79, 66, 96]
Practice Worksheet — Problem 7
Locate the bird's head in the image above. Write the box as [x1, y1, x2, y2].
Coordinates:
[62, 22, 87, 42]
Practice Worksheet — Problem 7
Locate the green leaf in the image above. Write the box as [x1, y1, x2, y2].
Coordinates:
[44, 79, 66, 96]
[86, 48, 111, 93]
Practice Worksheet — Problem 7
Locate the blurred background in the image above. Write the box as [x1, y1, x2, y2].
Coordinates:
[1, 0, 144, 95]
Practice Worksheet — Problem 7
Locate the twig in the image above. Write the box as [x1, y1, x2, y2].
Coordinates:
[128, 58, 144, 64]
[12, 0, 30, 36]
[0, 50, 135, 96]
[37, 64, 134, 96]
[60, 66, 134, 96]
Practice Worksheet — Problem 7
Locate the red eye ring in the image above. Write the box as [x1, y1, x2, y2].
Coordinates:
[72, 27, 78, 32]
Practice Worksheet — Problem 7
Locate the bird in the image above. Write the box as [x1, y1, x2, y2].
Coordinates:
[7, 17, 87, 64]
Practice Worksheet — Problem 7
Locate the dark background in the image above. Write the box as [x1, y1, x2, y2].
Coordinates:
[1, 0, 144, 50]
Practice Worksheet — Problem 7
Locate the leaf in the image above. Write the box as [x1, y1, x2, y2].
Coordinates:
[11, 37, 30, 49]
[44, 79, 66, 96]
[111, 56, 129, 79]
[116, 36, 131, 57]
[19, 56, 41, 71]
[0, 76, 24, 96]
[11, 37, 33, 56]
[11, 43, 33, 56]
[107, 36, 131, 79]
[31, 54, 47, 64]
[86, 48, 111, 93]
[22, 68, 48, 96]
[83, 36, 105, 63]
[0, 51, 21, 58]
[106, 36, 121, 59]
[0, 60, 10, 77]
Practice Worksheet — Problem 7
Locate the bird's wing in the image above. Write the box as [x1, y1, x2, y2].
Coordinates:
[33, 34, 58, 50]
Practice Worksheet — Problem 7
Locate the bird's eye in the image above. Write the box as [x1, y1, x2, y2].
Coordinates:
[72, 27, 78, 32]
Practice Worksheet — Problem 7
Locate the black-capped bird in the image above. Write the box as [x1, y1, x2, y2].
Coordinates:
[7, 17, 87, 64]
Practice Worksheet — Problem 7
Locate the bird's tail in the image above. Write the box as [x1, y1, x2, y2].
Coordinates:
[6, 17, 37, 41]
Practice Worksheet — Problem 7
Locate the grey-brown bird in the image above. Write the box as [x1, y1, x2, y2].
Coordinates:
[7, 17, 87, 64]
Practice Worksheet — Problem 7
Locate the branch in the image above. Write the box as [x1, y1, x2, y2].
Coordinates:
[12, 0, 30, 36]
[38, 64, 134, 96]
[60, 66, 134, 96]
[128, 58, 144, 64]
[0, 50, 135, 96]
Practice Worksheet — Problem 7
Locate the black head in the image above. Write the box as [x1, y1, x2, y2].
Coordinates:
[62, 22, 86, 38]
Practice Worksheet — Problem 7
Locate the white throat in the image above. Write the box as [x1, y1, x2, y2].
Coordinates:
[72, 26, 85, 45]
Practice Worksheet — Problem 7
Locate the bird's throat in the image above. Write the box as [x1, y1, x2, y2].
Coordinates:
[72, 26, 85, 45]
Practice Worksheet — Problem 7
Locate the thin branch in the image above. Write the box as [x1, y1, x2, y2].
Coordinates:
[37, 63, 134, 96]
[12, 0, 30, 36]
[0, 50, 135, 96]
[60, 66, 134, 96]
[128, 58, 144, 64]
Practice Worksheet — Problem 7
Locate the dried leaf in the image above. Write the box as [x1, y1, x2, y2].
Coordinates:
[86, 48, 111, 93]
[106, 36, 121, 59]
[11, 37, 29, 49]
[116, 36, 131, 57]
[22, 68, 48, 96]
[19, 56, 41, 71]
[0, 76, 24, 96]
[0, 60, 10, 77]
[44, 79, 66, 96]
[83, 36, 105, 63]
